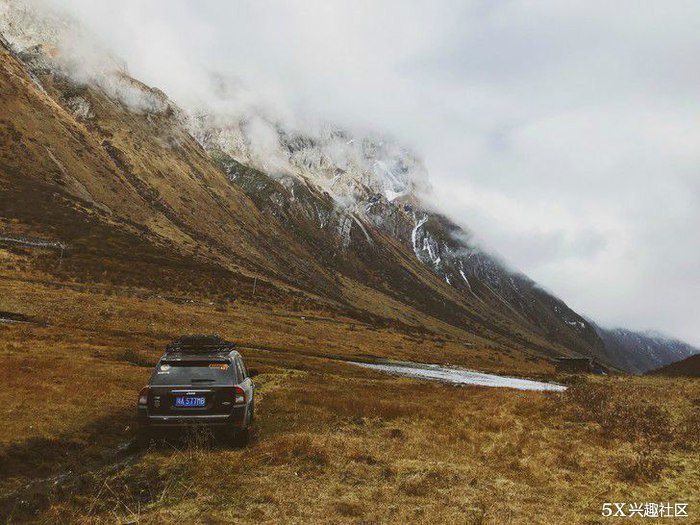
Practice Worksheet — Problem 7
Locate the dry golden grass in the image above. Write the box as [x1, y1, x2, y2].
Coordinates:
[2, 41, 698, 523]
[0, 259, 698, 524]
[16, 369, 700, 523]
[1, 286, 698, 523]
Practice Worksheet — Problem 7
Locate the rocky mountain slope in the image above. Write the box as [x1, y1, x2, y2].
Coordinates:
[594, 325, 698, 374]
[648, 354, 700, 377]
[0, 1, 695, 373]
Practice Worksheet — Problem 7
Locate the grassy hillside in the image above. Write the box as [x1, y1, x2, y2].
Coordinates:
[1, 284, 698, 522]
[1, 31, 699, 525]
[0, 38, 611, 368]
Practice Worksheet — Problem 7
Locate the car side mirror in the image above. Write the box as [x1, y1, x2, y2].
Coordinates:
[248, 368, 259, 377]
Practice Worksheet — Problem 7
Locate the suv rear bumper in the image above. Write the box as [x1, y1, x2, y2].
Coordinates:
[138, 406, 247, 429]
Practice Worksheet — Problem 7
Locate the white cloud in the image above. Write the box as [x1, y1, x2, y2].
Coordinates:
[28, 0, 700, 345]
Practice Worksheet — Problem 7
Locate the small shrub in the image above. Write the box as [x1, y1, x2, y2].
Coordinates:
[398, 464, 461, 497]
[114, 348, 153, 367]
[334, 500, 364, 517]
[621, 404, 673, 444]
[615, 445, 669, 483]
[386, 428, 403, 439]
[350, 451, 379, 465]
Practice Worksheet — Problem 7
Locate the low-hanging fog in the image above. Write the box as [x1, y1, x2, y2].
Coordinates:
[32, 0, 700, 346]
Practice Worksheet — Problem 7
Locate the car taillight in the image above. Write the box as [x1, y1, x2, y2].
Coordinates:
[138, 386, 149, 406]
[233, 386, 246, 405]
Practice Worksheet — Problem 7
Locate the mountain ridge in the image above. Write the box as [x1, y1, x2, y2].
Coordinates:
[0, 2, 695, 373]
[593, 324, 699, 374]
[648, 354, 700, 377]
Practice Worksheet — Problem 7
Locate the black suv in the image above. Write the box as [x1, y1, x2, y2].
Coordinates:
[137, 335, 256, 445]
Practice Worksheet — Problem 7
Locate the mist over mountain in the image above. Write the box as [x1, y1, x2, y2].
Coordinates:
[23, 0, 700, 348]
[592, 324, 698, 374]
[1, 0, 697, 372]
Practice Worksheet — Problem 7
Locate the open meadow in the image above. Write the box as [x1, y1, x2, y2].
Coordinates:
[1, 268, 698, 524]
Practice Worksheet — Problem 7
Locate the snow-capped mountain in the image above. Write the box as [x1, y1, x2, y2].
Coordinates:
[187, 107, 700, 372]
[1, 0, 695, 373]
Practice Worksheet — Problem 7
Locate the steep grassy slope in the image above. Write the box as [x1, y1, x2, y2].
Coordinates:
[0, 38, 598, 367]
[1, 18, 699, 525]
[649, 354, 700, 377]
[0, 42, 338, 299]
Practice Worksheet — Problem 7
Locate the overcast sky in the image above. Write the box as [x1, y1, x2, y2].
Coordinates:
[44, 0, 700, 345]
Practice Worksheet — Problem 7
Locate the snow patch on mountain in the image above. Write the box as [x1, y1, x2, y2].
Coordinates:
[185, 110, 430, 215]
[4, 0, 696, 374]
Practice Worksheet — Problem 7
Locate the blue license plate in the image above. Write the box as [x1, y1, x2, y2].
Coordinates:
[174, 396, 206, 407]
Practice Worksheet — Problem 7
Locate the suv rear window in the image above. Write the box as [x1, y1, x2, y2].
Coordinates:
[150, 360, 236, 385]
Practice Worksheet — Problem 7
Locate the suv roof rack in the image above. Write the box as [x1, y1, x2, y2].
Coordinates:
[165, 335, 236, 353]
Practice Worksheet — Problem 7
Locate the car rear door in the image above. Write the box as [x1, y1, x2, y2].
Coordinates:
[148, 360, 237, 416]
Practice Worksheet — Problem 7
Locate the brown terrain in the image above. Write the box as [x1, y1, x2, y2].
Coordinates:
[1, 35, 699, 524]
[650, 355, 700, 378]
